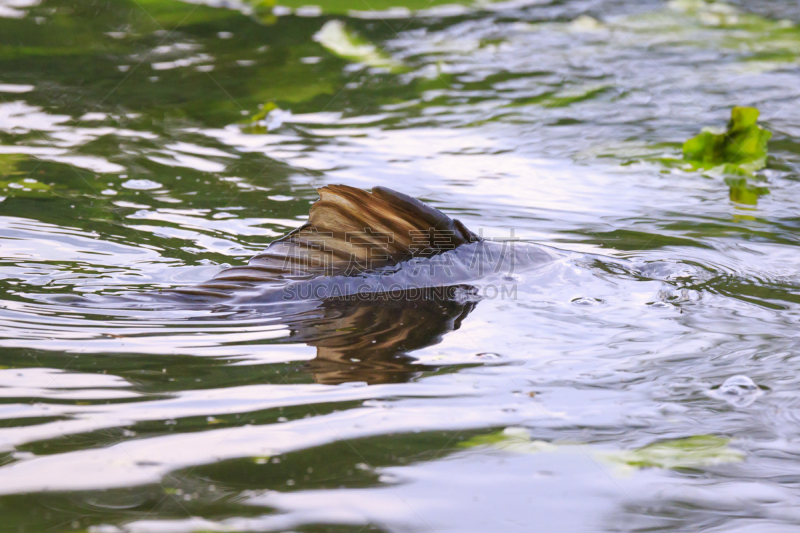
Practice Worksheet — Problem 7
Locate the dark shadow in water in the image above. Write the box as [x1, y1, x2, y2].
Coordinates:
[283, 289, 477, 385]
[34, 284, 477, 386]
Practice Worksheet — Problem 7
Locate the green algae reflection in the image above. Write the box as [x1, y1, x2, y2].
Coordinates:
[600, 435, 745, 471]
[0, 154, 52, 200]
[314, 20, 402, 72]
[461, 428, 744, 472]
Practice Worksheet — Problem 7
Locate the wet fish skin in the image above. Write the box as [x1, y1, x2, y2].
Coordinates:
[174, 184, 559, 302]
[228, 240, 565, 305]
[53, 185, 564, 309]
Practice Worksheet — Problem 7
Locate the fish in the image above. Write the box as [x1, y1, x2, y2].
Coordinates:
[166, 184, 563, 305]
[56, 185, 567, 384]
[41, 184, 690, 384]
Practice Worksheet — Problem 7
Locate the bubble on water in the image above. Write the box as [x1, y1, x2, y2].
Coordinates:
[571, 296, 602, 306]
[721, 375, 758, 393]
[122, 179, 162, 190]
[709, 375, 764, 407]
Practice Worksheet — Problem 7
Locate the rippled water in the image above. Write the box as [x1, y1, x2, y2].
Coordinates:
[1, 0, 800, 531]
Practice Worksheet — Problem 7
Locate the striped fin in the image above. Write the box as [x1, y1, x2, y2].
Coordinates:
[210, 184, 480, 284]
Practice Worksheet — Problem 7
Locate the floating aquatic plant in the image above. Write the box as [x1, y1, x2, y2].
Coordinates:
[460, 428, 744, 472]
[602, 435, 744, 471]
[682, 106, 772, 175]
[682, 106, 772, 204]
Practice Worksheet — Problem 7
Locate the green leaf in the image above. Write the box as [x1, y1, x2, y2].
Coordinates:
[313, 20, 402, 72]
[601, 435, 744, 470]
[682, 106, 772, 173]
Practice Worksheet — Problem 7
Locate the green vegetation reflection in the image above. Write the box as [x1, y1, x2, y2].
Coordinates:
[460, 428, 744, 472]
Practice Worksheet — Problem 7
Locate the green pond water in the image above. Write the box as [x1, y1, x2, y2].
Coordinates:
[1, 0, 800, 531]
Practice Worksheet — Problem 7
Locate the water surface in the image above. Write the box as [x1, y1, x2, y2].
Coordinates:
[2, 0, 800, 531]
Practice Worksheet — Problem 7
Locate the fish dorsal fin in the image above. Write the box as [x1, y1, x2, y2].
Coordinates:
[210, 184, 479, 283]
